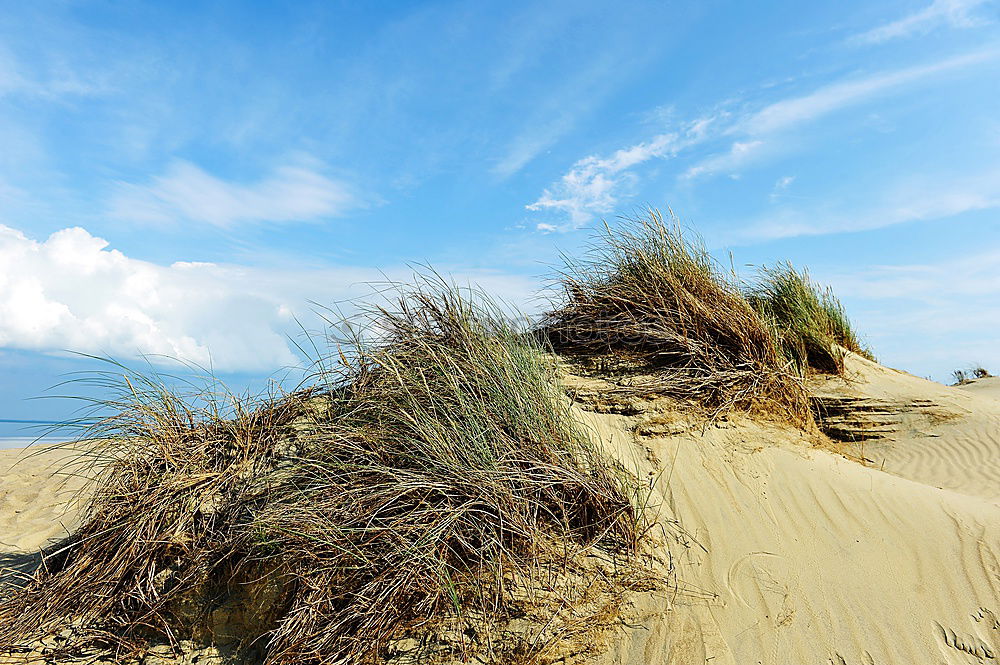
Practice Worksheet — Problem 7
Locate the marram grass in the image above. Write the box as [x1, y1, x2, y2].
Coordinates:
[745, 262, 873, 375]
[543, 210, 871, 422]
[0, 211, 874, 663]
[542, 210, 813, 423]
[0, 277, 642, 664]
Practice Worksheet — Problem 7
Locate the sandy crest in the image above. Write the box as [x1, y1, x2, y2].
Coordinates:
[2, 356, 999, 664]
[810, 354, 1000, 505]
[957, 375, 1000, 402]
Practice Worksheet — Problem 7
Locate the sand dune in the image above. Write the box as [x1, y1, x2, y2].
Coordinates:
[958, 376, 1000, 402]
[2, 356, 999, 664]
[810, 354, 1000, 505]
[574, 354, 1000, 664]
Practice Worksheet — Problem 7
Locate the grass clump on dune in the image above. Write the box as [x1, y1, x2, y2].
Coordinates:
[744, 262, 873, 375]
[0, 277, 642, 664]
[952, 364, 991, 385]
[543, 210, 811, 421]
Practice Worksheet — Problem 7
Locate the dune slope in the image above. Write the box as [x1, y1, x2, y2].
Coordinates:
[0, 447, 85, 604]
[571, 357, 1000, 665]
[958, 376, 1000, 402]
[810, 354, 1000, 504]
[0, 448, 84, 555]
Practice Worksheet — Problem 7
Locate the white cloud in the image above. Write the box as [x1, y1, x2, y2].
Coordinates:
[834, 249, 1000, 301]
[492, 55, 624, 179]
[108, 158, 361, 227]
[774, 175, 796, 190]
[853, 0, 992, 45]
[527, 47, 999, 229]
[0, 45, 111, 99]
[0, 225, 538, 373]
[681, 140, 764, 181]
[731, 168, 1000, 242]
[0, 225, 297, 371]
[817, 248, 1000, 381]
[525, 130, 693, 229]
[739, 50, 995, 135]
[769, 175, 796, 201]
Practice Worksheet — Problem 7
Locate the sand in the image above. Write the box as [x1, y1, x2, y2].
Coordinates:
[2, 355, 999, 664]
[578, 353, 1000, 664]
[0, 446, 87, 594]
[810, 354, 1000, 504]
[957, 375, 1000, 402]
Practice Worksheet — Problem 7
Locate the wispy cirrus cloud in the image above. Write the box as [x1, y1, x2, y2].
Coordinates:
[683, 49, 997, 182]
[0, 44, 114, 100]
[833, 249, 1000, 302]
[851, 0, 993, 45]
[108, 158, 363, 227]
[525, 120, 718, 230]
[729, 168, 1000, 242]
[681, 140, 764, 182]
[492, 54, 638, 179]
[819, 246, 1000, 379]
[769, 176, 797, 201]
[527, 48, 999, 228]
[738, 49, 996, 135]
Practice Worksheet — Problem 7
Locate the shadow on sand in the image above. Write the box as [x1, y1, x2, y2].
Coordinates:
[0, 550, 43, 594]
[0, 537, 76, 595]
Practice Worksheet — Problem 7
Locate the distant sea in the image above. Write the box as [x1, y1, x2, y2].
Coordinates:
[0, 419, 64, 449]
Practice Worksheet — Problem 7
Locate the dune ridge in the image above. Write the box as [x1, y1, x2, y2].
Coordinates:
[1, 214, 997, 663]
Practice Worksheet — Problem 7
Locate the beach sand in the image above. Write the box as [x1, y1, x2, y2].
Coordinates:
[0, 446, 87, 594]
[957, 375, 1000, 402]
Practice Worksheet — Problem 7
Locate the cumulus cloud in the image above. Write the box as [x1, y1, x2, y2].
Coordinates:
[0, 225, 301, 370]
[0, 225, 539, 373]
[852, 0, 992, 45]
[108, 158, 361, 227]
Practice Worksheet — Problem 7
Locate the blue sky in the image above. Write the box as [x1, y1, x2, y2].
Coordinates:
[1, 0, 999, 423]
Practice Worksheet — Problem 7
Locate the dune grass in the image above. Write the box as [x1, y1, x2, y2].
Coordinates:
[543, 210, 812, 422]
[744, 262, 873, 375]
[0, 277, 642, 664]
[0, 210, 875, 661]
[952, 364, 991, 385]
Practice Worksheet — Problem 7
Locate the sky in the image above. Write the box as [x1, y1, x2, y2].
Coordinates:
[0, 0, 999, 425]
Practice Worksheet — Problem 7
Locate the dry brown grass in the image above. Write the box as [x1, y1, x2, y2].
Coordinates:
[542, 210, 812, 423]
[0, 277, 644, 664]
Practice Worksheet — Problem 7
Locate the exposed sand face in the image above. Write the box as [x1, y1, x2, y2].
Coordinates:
[810, 354, 1000, 505]
[571, 354, 1000, 664]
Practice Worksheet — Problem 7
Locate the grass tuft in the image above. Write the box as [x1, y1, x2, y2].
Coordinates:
[744, 262, 873, 375]
[543, 210, 811, 422]
[952, 364, 991, 385]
